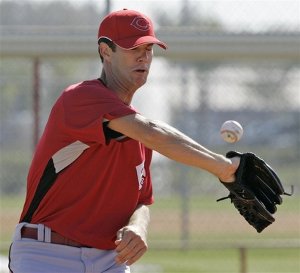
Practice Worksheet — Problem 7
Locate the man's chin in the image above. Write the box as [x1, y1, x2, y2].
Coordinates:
[134, 78, 147, 89]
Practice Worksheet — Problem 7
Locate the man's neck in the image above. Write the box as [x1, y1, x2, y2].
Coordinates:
[99, 70, 134, 106]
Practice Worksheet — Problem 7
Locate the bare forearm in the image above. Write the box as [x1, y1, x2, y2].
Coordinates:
[137, 117, 236, 181]
[127, 204, 150, 234]
[142, 120, 227, 174]
[115, 205, 150, 265]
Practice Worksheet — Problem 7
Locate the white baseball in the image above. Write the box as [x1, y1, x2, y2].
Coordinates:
[220, 120, 243, 143]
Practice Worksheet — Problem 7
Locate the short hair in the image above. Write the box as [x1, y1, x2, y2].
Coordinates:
[98, 37, 117, 62]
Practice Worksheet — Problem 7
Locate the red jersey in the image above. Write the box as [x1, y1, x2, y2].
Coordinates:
[20, 79, 154, 249]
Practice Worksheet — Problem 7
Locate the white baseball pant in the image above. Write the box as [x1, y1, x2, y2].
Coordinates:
[9, 223, 130, 273]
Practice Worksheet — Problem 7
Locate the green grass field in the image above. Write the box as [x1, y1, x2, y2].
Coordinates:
[1, 194, 299, 273]
[135, 248, 300, 273]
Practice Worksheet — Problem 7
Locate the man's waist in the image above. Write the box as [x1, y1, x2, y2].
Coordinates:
[21, 226, 91, 248]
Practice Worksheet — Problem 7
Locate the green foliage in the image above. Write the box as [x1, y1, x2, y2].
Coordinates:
[0, 0, 103, 26]
[152, 1, 222, 28]
[0, 59, 32, 121]
[0, 152, 29, 194]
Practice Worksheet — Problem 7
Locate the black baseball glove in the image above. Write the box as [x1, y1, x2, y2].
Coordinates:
[217, 151, 293, 233]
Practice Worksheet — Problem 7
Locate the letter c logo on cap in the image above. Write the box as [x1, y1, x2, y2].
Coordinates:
[130, 16, 150, 31]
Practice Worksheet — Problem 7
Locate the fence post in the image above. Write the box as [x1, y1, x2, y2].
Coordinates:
[33, 57, 40, 150]
[239, 247, 247, 273]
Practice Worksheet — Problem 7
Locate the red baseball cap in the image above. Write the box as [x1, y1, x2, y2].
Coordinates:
[98, 9, 167, 50]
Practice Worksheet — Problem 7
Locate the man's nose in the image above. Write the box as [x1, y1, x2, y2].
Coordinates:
[138, 50, 151, 62]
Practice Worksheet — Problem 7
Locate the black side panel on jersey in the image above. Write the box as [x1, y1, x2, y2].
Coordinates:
[21, 159, 58, 223]
[103, 121, 124, 140]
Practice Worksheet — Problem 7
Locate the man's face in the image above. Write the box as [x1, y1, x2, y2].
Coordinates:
[110, 43, 154, 90]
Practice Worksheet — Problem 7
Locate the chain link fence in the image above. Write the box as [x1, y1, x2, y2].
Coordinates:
[1, 1, 300, 272]
[1, 53, 299, 247]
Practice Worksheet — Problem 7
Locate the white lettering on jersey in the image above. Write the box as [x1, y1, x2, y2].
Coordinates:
[136, 161, 146, 190]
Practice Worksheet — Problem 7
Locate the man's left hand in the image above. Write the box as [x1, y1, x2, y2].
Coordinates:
[114, 225, 148, 265]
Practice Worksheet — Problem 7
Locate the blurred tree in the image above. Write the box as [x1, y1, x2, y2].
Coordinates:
[244, 63, 299, 111]
[153, 0, 222, 29]
[0, 0, 103, 26]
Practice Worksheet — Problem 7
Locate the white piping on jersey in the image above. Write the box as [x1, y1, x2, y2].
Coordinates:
[52, 140, 90, 173]
[114, 135, 127, 141]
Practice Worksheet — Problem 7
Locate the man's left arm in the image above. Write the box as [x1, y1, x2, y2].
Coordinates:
[115, 204, 150, 265]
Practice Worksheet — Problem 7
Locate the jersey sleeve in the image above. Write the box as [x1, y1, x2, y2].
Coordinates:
[61, 81, 137, 145]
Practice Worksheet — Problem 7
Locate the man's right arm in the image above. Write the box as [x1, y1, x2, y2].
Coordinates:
[107, 113, 240, 182]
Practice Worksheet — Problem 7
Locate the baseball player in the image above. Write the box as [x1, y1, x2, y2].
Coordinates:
[9, 9, 240, 273]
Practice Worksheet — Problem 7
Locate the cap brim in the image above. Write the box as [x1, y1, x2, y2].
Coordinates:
[115, 36, 167, 50]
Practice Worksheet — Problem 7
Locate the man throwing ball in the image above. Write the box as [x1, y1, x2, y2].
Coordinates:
[9, 9, 239, 273]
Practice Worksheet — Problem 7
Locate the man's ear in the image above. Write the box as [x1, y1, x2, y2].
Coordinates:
[99, 43, 112, 61]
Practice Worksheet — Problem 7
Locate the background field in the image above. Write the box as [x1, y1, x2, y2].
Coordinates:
[1, 195, 299, 273]
[135, 248, 300, 273]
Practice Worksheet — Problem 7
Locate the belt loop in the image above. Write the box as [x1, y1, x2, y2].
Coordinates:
[44, 226, 51, 243]
[37, 224, 45, 242]
[14, 222, 28, 241]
